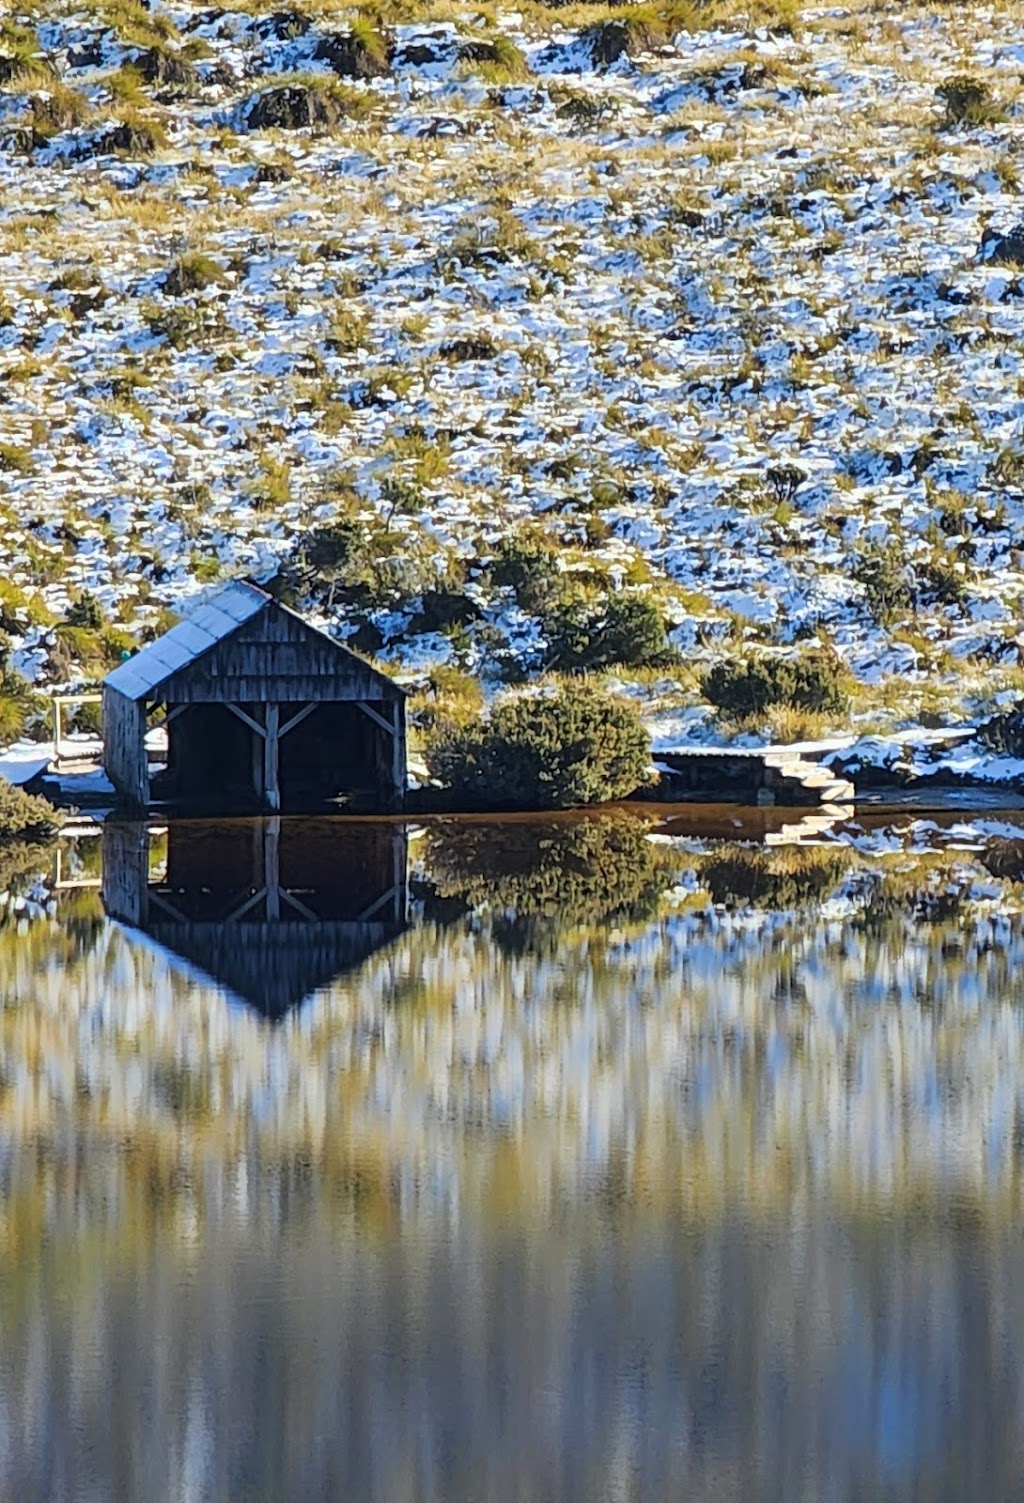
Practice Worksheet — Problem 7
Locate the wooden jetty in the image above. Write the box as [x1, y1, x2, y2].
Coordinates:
[654, 739, 856, 807]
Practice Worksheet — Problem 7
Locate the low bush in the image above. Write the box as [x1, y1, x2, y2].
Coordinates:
[702, 650, 847, 719]
[544, 588, 672, 672]
[424, 683, 651, 810]
[488, 526, 560, 611]
[851, 542, 914, 624]
[977, 706, 1024, 757]
[0, 778, 61, 840]
[937, 74, 999, 128]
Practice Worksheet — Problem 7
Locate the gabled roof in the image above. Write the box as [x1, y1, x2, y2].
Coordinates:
[103, 579, 406, 703]
[105, 580, 268, 701]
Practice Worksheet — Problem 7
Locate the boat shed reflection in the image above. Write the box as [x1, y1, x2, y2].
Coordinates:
[102, 819, 408, 1019]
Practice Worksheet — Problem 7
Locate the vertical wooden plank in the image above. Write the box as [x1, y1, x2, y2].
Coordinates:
[102, 688, 149, 809]
[264, 703, 280, 811]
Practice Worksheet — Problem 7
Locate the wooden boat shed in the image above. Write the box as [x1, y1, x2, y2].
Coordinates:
[102, 580, 407, 812]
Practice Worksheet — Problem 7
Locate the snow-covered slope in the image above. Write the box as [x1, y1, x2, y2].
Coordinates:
[2, 0, 1024, 732]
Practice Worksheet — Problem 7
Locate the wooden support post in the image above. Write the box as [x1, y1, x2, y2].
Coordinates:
[264, 703, 280, 812]
[53, 698, 61, 764]
[392, 700, 406, 808]
[265, 816, 281, 919]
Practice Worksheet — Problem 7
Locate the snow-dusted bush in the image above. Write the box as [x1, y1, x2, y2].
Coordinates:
[544, 589, 672, 672]
[702, 651, 847, 719]
[851, 542, 915, 624]
[424, 684, 651, 809]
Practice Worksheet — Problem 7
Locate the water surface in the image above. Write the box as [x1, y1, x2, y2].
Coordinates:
[2, 810, 1024, 1501]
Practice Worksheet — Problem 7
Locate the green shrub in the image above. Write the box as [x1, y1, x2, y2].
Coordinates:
[0, 443, 34, 475]
[544, 588, 671, 672]
[851, 542, 914, 624]
[424, 683, 651, 810]
[0, 778, 61, 840]
[162, 251, 226, 295]
[65, 591, 104, 630]
[937, 73, 999, 127]
[702, 650, 847, 719]
[489, 527, 559, 611]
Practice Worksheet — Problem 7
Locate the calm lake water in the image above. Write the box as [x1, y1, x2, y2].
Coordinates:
[3, 809, 1024, 1501]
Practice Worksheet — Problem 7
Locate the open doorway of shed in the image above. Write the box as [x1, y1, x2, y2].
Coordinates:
[160, 704, 262, 810]
[155, 702, 396, 811]
[279, 702, 392, 809]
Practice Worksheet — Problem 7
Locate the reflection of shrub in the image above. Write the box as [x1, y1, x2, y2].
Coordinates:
[425, 814, 671, 936]
[545, 588, 672, 672]
[856, 872, 967, 932]
[979, 839, 1024, 882]
[0, 840, 50, 895]
[702, 651, 846, 719]
[700, 845, 852, 909]
[0, 778, 61, 840]
[424, 684, 650, 809]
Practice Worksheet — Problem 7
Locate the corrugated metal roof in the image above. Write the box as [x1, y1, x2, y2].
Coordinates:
[104, 580, 269, 701]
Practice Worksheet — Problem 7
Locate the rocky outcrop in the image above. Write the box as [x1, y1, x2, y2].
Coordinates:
[244, 85, 344, 131]
[980, 225, 1024, 266]
[313, 29, 392, 80]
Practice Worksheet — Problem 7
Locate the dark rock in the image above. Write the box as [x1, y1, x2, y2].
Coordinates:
[345, 618, 385, 655]
[394, 42, 446, 67]
[936, 280, 973, 304]
[132, 47, 198, 89]
[92, 120, 163, 155]
[66, 41, 104, 69]
[313, 28, 392, 80]
[252, 11, 311, 41]
[586, 20, 629, 67]
[255, 159, 292, 183]
[739, 61, 769, 89]
[410, 590, 482, 634]
[979, 224, 1024, 266]
[457, 38, 501, 62]
[439, 336, 497, 361]
[245, 85, 343, 131]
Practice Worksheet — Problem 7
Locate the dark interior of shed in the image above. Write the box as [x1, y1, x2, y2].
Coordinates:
[156, 701, 394, 811]
[279, 702, 391, 809]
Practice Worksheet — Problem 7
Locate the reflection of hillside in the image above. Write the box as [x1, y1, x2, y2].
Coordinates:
[1, 1210, 1022, 1503]
[4, 890, 1024, 1223]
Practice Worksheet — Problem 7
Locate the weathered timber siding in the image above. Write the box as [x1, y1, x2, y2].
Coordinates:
[102, 688, 149, 807]
[157, 604, 403, 705]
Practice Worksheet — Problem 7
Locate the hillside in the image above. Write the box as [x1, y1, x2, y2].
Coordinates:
[1, 0, 1024, 745]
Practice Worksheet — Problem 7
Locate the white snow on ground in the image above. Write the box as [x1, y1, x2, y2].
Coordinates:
[1, 0, 1024, 768]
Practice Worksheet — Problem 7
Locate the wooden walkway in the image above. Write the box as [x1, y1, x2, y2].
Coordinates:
[654, 739, 856, 807]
